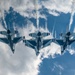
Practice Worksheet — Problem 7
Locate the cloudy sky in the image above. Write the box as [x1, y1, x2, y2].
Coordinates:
[0, 0, 75, 75]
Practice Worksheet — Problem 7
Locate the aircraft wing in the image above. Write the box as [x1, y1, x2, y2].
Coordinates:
[0, 31, 7, 35]
[25, 39, 36, 49]
[13, 37, 22, 44]
[60, 43, 67, 54]
[0, 38, 9, 44]
[69, 39, 75, 45]
[55, 39, 64, 45]
[42, 39, 52, 48]
[25, 40, 36, 47]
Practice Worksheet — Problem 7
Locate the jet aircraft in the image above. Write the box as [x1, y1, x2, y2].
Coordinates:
[54, 26, 75, 54]
[23, 31, 52, 55]
[0, 29, 23, 53]
[23, 0, 52, 55]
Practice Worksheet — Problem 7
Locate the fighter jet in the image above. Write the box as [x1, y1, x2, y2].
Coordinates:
[54, 26, 75, 54]
[23, 0, 52, 55]
[23, 31, 51, 55]
[0, 29, 23, 53]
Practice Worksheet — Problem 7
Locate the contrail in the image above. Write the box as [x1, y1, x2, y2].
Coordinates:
[51, 19, 56, 37]
[35, 0, 39, 30]
[45, 20, 47, 31]
[69, 0, 75, 30]
[69, 12, 74, 31]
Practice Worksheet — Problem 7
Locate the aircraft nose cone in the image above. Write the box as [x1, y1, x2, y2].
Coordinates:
[37, 32, 41, 36]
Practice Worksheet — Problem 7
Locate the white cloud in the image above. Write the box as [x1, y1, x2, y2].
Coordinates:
[0, 0, 74, 30]
[66, 45, 75, 55]
[40, 42, 61, 59]
[0, 0, 75, 18]
[10, 0, 75, 18]
[0, 0, 75, 75]
[41, 0, 72, 13]
[68, 48, 75, 55]
[0, 0, 11, 17]
[0, 19, 62, 75]
[0, 23, 41, 75]
[48, 10, 60, 16]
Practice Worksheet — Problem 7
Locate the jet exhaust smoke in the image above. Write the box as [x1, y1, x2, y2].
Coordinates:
[69, 12, 74, 30]
[45, 19, 48, 32]
[35, 0, 39, 30]
[69, 0, 75, 30]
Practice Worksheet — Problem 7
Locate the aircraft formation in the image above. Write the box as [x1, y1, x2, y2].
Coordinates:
[0, 24, 75, 56]
[0, 0, 75, 56]
[23, 26, 75, 55]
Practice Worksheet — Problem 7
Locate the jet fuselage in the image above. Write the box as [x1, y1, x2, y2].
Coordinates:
[7, 33, 14, 52]
[64, 32, 71, 45]
[62, 32, 71, 51]
[36, 32, 43, 51]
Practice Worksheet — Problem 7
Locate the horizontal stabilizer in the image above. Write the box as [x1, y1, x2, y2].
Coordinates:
[42, 32, 50, 37]
[0, 31, 7, 35]
[29, 33, 37, 37]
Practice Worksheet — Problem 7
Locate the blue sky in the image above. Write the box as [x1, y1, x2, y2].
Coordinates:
[0, 0, 75, 75]
[39, 53, 75, 75]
